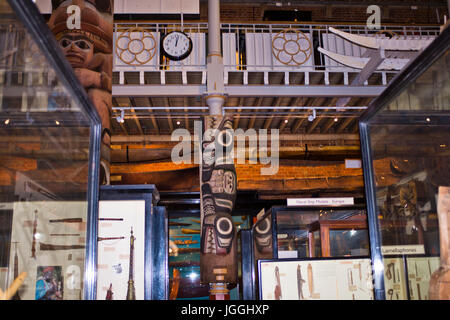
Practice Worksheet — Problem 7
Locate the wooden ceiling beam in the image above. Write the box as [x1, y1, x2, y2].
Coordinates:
[263, 96, 282, 129]
[164, 97, 174, 133]
[183, 97, 190, 131]
[321, 118, 337, 133]
[148, 97, 160, 135]
[337, 117, 355, 133]
[128, 97, 144, 135]
[279, 96, 303, 132]
[233, 97, 245, 130]
[247, 97, 263, 129]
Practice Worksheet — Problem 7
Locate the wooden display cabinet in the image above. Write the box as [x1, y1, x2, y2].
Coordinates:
[307, 216, 368, 257]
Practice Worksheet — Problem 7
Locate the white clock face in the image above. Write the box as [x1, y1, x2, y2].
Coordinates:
[162, 31, 192, 60]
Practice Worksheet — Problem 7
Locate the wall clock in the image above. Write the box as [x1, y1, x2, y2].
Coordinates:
[161, 31, 193, 61]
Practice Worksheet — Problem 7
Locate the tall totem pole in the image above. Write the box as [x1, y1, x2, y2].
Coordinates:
[48, 0, 113, 184]
[200, 0, 238, 299]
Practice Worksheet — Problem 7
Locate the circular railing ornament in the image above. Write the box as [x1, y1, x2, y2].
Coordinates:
[272, 28, 312, 66]
[115, 27, 157, 66]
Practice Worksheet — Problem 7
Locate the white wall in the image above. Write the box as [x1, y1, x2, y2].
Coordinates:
[34, 0, 199, 14]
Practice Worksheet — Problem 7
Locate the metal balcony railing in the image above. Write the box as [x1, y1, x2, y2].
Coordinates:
[113, 21, 441, 82]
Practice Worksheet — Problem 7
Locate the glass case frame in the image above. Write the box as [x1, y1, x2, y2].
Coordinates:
[4, 0, 102, 300]
[359, 27, 450, 300]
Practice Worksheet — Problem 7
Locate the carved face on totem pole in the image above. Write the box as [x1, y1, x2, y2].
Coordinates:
[58, 34, 94, 68]
[48, 0, 113, 184]
[48, 0, 113, 132]
[253, 214, 273, 256]
[200, 115, 238, 284]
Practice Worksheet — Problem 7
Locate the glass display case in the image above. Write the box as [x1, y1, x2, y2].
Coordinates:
[258, 257, 374, 300]
[168, 213, 249, 300]
[244, 205, 370, 300]
[359, 27, 450, 300]
[98, 185, 167, 300]
[270, 206, 369, 259]
[0, 0, 101, 300]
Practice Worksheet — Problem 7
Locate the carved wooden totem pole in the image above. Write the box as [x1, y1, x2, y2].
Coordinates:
[200, 113, 238, 291]
[200, 0, 238, 299]
[48, 0, 113, 184]
[253, 209, 273, 262]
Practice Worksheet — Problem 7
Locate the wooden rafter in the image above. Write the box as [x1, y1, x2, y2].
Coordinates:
[147, 97, 160, 135]
[164, 97, 174, 133]
[321, 118, 338, 133]
[263, 96, 282, 129]
[337, 117, 355, 133]
[247, 97, 263, 129]
[279, 96, 302, 132]
[233, 97, 245, 130]
[183, 97, 190, 131]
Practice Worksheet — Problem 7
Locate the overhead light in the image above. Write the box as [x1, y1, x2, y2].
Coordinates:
[4, 119, 10, 125]
[176, 121, 181, 125]
[334, 117, 338, 122]
[55, 120, 60, 125]
[426, 117, 431, 122]
[440, 144, 447, 148]
[308, 109, 317, 122]
[116, 109, 125, 123]
[284, 119, 288, 124]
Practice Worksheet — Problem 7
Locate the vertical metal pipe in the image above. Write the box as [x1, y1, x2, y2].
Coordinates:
[208, 0, 221, 56]
[206, 0, 225, 115]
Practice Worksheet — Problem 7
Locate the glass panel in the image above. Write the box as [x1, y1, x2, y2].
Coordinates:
[276, 211, 316, 259]
[0, 0, 92, 300]
[329, 229, 370, 257]
[259, 258, 374, 300]
[313, 230, 321, 258]
[367, 48, 449, 299]
[168, 214, 249, 300]
[380, 50, 449, 113]
[275, 209, 367, 259]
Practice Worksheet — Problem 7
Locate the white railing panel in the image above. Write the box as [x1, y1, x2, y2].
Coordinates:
[112, 22, 441, 76]
[245, 32, 315, 71]
[114, 30, 160, 72]
[223, 32, 237, 71]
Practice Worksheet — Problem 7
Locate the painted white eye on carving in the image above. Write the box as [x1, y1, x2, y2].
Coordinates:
[216, 216, 233, 236]
[217, 130, 233, 148]
[255, 218, 271, 234]
[223, 171, 235, 194]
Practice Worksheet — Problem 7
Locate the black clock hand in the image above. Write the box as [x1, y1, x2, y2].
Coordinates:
[175, 35, 179, 47]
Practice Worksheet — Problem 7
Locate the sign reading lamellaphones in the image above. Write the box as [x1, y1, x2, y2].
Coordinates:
[381, 245, 425, 256]
[287, 198, 354, 207]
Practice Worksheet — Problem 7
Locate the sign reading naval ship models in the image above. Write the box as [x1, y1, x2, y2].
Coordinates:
[287, 197, 354, 207]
